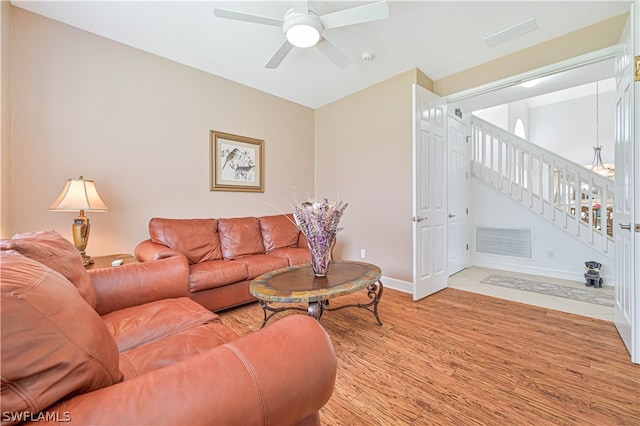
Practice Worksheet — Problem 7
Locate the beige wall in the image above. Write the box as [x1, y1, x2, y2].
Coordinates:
[1, 1, 11, 238]
[434, 12, 628, 96]
[6, 5, 624, 284]
[9, 7, 314, 255]
[312, 15, 624, 283]
[315, 69, 419, 282]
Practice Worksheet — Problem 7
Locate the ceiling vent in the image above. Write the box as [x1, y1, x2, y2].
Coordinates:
[484, 18, 537, 48]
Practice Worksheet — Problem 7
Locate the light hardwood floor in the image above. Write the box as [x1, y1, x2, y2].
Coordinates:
[218, 274, 639, 425]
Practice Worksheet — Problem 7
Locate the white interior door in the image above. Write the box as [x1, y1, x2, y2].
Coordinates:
[412, 84, 448, 300]
[614, 1, 638, 364]
[447, 113, 469, 275]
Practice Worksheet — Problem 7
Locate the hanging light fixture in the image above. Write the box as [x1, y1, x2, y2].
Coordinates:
[590, 81, 609, 176]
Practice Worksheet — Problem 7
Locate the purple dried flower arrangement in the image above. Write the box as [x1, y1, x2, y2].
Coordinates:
[293, 198, 348, 277]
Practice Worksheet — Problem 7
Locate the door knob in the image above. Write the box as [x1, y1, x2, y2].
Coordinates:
[411, 216, 426, 222]
[448, 214, 456, 218]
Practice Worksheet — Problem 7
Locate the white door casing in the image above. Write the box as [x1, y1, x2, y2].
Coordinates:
[413, 84, 448, 300]
[614, 1, 638, 364]
[448, 113, 469, 275]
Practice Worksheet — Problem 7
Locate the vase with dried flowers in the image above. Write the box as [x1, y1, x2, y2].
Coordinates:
[293, 197, 348, 277]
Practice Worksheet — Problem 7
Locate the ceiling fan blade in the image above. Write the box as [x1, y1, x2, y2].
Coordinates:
[290, 0, 310, 14]
[319, 1, 389, 30]
[265, 40, 294, 69]
[316, 38, 351, 68]
[213, 8, 283, 27]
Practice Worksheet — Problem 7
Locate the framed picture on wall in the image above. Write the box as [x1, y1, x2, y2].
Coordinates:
[210, 130, 264, 192]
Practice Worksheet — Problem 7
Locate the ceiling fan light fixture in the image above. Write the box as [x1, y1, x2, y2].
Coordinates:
[286, 24, 320, 47]
[283, 11, 322, 48]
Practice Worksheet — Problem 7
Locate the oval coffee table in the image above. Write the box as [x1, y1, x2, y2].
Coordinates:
[250, 260, 383, 328]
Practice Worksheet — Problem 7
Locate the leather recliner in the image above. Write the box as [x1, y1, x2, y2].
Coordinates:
[1, 230, 336, 425]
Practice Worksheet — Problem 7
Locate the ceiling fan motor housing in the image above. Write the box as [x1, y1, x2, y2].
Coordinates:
[283, 9, 323, 48]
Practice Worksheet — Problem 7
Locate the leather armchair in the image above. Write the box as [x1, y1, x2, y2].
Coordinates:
[41, 315, 337, 426]
[1, 230, 336, 426]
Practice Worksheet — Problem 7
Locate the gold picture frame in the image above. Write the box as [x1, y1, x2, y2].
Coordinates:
[210, 131, 264, 192]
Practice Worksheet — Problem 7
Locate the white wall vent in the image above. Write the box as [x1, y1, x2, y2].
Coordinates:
[476, 226, 532, 259]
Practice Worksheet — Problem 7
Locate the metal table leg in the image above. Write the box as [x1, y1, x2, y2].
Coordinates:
[307, 301, 324, 321]
[258, 300, 307, 328]
[323, 280, 384, 325]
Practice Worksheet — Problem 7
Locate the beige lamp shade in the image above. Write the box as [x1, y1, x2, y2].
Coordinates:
[48, 176, 109, 266]
[48, 177, 109, 212]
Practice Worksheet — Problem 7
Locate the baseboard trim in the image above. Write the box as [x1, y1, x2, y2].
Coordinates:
[382, 275, 412, 294]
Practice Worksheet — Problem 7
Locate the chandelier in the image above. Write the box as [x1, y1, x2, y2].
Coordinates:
[590, 81, 611, 177]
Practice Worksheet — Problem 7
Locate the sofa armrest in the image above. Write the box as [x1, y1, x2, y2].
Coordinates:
[134, 239, 178, 262]
[39, 315, 336, 426]
[89, 255, 190, 315]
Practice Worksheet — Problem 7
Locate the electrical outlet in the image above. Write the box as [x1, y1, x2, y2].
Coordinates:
[360, 249, 366, 258]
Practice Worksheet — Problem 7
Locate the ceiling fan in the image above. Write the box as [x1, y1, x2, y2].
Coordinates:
[213, 1, 389, 69]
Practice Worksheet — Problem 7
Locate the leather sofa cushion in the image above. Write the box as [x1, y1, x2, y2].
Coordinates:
[101, 298, 220, 352]
[0, 251, 122, 420]
[118, 322, 240, 379]
[230, 255, 289, 279]
[0, 230, 97, 308]
[218, 217, 266, 260]
[259, 214, 301, 252]
[268, 248, 312, 266]
[189, 260, 248, 292]
[149, 218, 221, 264]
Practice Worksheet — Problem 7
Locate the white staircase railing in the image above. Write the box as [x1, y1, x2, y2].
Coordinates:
[471, 116, 614, 256]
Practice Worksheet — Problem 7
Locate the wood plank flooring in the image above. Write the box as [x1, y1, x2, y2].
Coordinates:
[217, 287, 640, 425]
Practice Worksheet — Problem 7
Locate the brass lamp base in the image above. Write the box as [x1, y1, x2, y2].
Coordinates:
[72, 211, 94, 266]
[80, 254, 95, 267]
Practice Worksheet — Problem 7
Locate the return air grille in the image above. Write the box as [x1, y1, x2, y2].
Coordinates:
[476, 226, 532, 259]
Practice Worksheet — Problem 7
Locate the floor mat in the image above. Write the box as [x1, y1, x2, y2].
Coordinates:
[480, 274, 614, 307]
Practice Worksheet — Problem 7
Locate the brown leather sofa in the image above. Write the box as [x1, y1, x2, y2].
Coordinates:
[135, 214, 311, 311]
[1, 230, 336, 426]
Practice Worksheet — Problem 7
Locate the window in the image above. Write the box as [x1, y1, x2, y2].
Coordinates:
[514, 119, 526, 139]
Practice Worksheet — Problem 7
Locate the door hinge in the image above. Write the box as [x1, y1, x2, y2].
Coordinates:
[466, 244, 469, 250]
[466, 208, 469, 214]
[466, 136, 470, 143]
[636, 55, 640, 82]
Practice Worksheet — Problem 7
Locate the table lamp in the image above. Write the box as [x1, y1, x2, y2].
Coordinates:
[48, 176, 109, 265]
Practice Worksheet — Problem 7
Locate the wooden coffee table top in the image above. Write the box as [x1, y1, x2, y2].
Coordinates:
[250, 260, 381, 303]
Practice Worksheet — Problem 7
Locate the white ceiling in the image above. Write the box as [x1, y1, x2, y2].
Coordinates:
[11, 0, 631, 109]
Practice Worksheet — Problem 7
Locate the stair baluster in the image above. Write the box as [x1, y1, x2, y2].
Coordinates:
[471, 116, 614, 256]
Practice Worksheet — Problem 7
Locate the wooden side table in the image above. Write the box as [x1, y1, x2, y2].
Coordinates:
[85, 254, 138, 270]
